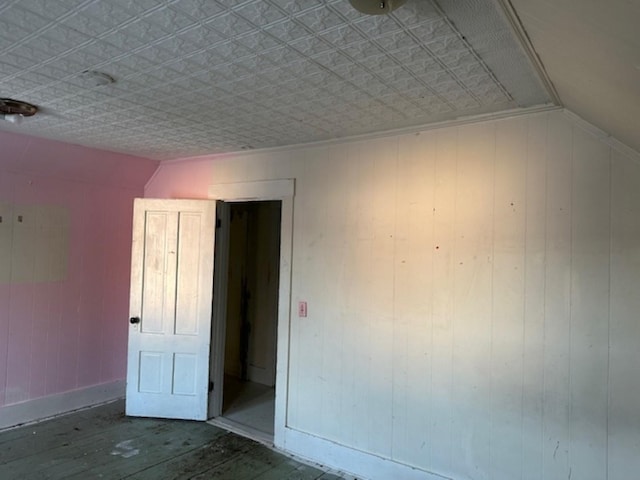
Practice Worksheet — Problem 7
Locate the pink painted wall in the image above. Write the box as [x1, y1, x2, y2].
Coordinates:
[0, 130, 158, 408]
[145, 157, 214, 199]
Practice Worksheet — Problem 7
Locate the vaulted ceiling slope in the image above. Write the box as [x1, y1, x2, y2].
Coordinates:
[0, 0, 554, 160]
[509, 0, 640, 154]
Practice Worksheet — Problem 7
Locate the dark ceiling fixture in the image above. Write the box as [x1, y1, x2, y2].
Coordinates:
[0, 98, 38, 125]
[349, 0, 408, 15]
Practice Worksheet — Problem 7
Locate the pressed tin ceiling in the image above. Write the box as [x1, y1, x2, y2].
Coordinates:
[0, 0, 552, 160]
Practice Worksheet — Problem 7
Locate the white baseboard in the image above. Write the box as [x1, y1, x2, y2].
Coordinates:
[281, 428, 452, 480]
[0, 379, 125, 430]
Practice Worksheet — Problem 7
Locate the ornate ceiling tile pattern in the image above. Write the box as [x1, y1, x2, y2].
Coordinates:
[0, 0, 550, 160]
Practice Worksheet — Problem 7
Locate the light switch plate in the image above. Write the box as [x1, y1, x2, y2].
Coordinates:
[298, 301, 307, 318]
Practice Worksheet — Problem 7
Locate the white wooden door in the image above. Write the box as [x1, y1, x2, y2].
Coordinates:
[126, 198, 217, 420]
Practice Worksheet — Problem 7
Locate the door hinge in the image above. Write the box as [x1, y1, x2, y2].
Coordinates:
[209, 381, 214, 392]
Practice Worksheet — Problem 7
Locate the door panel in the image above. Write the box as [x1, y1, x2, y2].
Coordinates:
[126, 199, 216, 420]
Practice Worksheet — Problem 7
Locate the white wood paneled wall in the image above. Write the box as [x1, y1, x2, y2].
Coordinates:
[148, 110, 640, 480]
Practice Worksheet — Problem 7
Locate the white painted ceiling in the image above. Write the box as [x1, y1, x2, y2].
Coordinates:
[0, 0, 555, 160]
[509, 0, 640, 154]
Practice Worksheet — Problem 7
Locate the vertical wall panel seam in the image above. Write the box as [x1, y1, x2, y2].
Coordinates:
[345, 146, 354, 444]
[51, 285, 62, 395]
[606, 145, 613, 480]
[337, 146, 347, 446]
[98, 202, 110, 384]
[451, 130, 457, 471]
[568, 123, 575, 478]
[449, 126, 460, 470]
[429, 132, 437, 469]
[390, 137, 400, 460]
[489, 122, 497, 477]
[73, 188, 88, 390]
[540, 112, 550, 479]
[43, 232, 55, 394]
[44, 210, 58, 390]
[319, 148, 329, 443]
[520, 117, 530, 480]
[27, 220, 40, 399]
[1, 190, 16, 406]
[54, 204, 65, 395]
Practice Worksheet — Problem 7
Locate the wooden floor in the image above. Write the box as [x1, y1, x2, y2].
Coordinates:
[0, 400, 346, 480]
[222, 376, 275, 436]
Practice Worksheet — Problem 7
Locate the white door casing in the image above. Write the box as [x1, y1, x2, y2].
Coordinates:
[126, 198, 217, 420]
[207, 179, 294, 448]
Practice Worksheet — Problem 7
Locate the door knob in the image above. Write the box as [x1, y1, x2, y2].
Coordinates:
[129, 317, 141, 324]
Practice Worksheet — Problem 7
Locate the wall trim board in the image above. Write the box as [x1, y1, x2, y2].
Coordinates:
[563, 109, 640, 162]
[0, 380, 125, 431]
[161, 105, 560, 165]
[282, 428, 452, 480]
[208, 179, 295, 201]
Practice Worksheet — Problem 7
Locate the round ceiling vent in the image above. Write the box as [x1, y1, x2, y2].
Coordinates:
[0, 98, 38, 117]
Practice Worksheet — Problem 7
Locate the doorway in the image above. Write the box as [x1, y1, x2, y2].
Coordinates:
[126, 181, 294, 447]
[211, 200, 282, 442]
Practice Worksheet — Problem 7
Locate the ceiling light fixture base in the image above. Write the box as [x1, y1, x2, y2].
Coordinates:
[0, 99, 38, 125]
[0, 98, 38, 117]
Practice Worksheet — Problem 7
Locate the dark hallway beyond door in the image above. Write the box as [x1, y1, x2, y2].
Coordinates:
[221, 201, 281, 440]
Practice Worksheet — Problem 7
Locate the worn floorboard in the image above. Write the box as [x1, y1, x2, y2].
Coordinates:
[0, 400, 347, 480]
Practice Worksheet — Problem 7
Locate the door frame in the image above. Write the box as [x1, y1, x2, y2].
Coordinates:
[207, 179, 294, 449]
